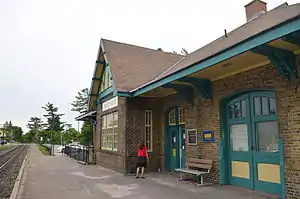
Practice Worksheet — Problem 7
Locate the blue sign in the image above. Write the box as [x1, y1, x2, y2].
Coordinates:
[202, 131, 215, 143]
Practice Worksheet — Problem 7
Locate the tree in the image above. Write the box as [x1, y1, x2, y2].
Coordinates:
[42, 102, 65, 131]
[10, 126, 23, 142]
[80, 121, 93, 146]
[27, 117, 44, 142]
[71, 88, 93, 146]
[27, 117, 44, 131]
[71, 88, 89, 114]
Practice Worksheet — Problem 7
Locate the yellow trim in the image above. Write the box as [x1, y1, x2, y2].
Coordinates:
[295, 49, 300, 55]
[212, 60, 271, 81]
[231, 161, 250, 179]
[258, 163, 281, 184]
[178, 107, 185, 124]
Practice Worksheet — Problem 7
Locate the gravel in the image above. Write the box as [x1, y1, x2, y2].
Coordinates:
[0, 145, 28, 199]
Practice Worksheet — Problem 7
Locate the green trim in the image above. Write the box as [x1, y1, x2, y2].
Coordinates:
[96, 60, 105, 64]
[88, 40, 103, 109]
[279, 138, 285, 199]
[89, 94, 98, 97]
[116, 91, 133, 97]
[162, 83, 194, 104]
[92, 77, 101, 81]
[131, 17, 300, 97]
[179, 77, 212, 100]
[251, 44, 297, 80]
[282, 30, 300, 46]
[97, 87, 114, 103]
[220, 89, 282, 195]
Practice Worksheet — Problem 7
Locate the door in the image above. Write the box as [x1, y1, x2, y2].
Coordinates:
[226, 91, 281, 195]
[170, 125, 180, 171]
[179, 126, 186, 168]
[166, 107, 186, 171]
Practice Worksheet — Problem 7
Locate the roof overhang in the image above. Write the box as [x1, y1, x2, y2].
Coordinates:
[75, 111, 97, 121]
[123, 16, 300, 97]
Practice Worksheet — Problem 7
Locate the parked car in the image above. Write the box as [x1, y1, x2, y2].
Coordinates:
[0, 140, 7, 145]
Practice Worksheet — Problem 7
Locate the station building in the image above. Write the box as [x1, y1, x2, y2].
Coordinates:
[78, 1, 300, 198]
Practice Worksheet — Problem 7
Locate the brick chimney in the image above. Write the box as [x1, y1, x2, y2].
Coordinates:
[245, 0, 267, 22]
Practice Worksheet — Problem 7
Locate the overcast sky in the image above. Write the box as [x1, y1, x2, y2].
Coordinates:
[0, 0, 299, 132]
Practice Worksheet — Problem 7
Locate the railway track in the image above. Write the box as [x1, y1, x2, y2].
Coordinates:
[0, 145, 28, 199]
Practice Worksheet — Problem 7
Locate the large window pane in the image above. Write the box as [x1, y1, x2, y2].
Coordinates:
[270, 98, 277, 114]
[230, 124, 249, 152]
[257, 121, 278, 152]
[241, 100, 246, 118]
[145, 110, 153, 151]
[262, 97, 269, 115]
[101, 112, 118, 151]
[234, 102, 241, 118]
[254, 97, 261, 116]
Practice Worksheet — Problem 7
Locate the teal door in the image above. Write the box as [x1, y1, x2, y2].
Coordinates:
[226, 91, 281, 195]
[169, 125, 180, 171]
[166, 107, 186, 171]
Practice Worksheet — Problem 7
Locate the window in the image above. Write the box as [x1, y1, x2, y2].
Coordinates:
[168, 109, 176, 125]
[145, 110, 153, 151]
[230, 124, 249, 152]
[257, 121, 278, 152]
[100, 67, 112, 92]
[178, 107, 185, 124]
[101, 112, 118, 151]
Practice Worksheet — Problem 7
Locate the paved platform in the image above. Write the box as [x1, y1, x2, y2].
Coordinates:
[18, 145, 276, 199]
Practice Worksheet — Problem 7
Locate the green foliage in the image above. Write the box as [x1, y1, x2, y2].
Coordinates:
[80, 121, 93, 146]
[71, 88, 89, 114]
[27, 117, 44, 131]
[37, 144, 50, 155]
[2, 121, 23, 142]
[42, 102, 65, 131]
[63, 127, 82, 144]
[10, 126, 23, 142]
[71, 88, 93, 146]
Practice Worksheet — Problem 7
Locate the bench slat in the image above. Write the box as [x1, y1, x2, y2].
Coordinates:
[187, 158, 213, 165]
[186, 162, 212, 169]
[175, 168, 208, 175]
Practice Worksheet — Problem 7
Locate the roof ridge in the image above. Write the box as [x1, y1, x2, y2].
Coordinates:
[184, 1, 290, 57]
[129, 2, 300, 93]
[101, 38, 184, 57]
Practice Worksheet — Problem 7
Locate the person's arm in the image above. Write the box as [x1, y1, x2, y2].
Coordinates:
[145, 147, 149, 160]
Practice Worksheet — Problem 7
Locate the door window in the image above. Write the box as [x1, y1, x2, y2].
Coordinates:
[257, 121, 279, 152]
[230, 124, 249, 152]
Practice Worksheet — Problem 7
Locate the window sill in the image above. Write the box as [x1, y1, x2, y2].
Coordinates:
[99, 149, 124, 156]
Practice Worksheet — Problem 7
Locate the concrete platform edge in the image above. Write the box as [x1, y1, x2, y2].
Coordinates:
[10, 146, 29, 199]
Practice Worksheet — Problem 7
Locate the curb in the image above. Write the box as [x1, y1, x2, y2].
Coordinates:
[9, 147, 29, 199]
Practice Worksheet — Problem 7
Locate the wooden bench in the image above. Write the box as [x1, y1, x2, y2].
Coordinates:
[175, 158, 213, 187]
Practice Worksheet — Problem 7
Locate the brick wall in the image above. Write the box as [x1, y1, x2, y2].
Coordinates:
[182, 64, 299, 198]
[93, 63, 300, 198]
[125, 97, 164, 173]
[94, 96, 127, 173]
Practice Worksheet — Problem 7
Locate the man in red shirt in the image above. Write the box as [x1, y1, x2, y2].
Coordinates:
[136, 142, 148, 178]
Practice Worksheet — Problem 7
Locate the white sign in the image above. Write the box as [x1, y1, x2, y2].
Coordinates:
[102, 96, 118, 112]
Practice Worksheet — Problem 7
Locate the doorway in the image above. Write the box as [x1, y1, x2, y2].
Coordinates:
[165, 107, 186, 171]
[225, 91, 281, 195]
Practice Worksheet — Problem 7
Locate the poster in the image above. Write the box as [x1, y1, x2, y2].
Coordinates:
[187, 129, 197, 145]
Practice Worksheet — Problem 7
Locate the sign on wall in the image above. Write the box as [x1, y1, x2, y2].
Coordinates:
[102, 96, 118, 112]
[202, 130, 215, 143]
[187, 129, 197, 145]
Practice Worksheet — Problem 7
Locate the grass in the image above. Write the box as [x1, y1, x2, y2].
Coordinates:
[0, 144, 15, 151]
[37, 144, 50, 155]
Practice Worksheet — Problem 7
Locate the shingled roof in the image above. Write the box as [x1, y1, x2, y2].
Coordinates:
[130, 2, 300, 91]
[102, 39, 184, 92]
[99, 2, 300, 94]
